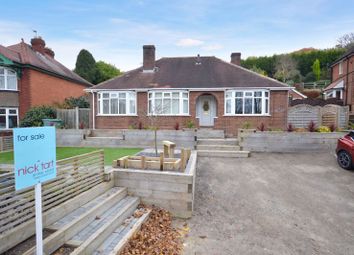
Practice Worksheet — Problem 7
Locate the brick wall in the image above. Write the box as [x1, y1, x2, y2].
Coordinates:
[92, 90, 288, 137]
[19, 69, 87, 118]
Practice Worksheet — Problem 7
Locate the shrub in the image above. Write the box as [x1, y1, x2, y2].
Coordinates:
[301, 89, 321, 99]
[20, 106, 56, 127]
[307, 121, 316, 132]
[329, 124, 336, 132]
[257, 122, 266, 131]
[186, 120, 195, 129]
[317, 126, 330, 133]
[242, 121, 252, 129]
[287, 123, 294, 132]
[174, 122, 180, 130]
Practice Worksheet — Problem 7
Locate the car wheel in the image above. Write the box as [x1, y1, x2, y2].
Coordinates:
[337, 150, 353, 170]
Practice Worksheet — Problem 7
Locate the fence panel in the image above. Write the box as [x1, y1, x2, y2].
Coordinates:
[56, 107, 90, 129]
[288, 104, 349, 129]
[0, 150, 105, 235]
[0, 136, 13, 152]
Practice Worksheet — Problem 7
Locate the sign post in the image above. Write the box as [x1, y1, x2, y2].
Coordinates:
[13, 127, 56, 255]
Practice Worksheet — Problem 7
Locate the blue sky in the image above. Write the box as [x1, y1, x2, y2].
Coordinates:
[1, 0, 353, 71]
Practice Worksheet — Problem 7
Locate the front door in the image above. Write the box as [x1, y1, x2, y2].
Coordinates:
[198, 95, 216, 126]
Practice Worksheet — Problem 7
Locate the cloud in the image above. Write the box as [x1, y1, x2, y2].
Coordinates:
[176, 38, 204, 47]
[202, 43, 223, 51]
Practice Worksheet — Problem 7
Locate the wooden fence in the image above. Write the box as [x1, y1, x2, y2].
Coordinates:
[0, 150, 105, 235]
[56, 107, 90, 129]
[0, 136, 13, 152]
[288, 104, 349, 129]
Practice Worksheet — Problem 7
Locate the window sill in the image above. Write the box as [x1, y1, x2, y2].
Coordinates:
[96, 114, 138, 117]
[0, 89, 18, 92]
[223, 114, 271, 117]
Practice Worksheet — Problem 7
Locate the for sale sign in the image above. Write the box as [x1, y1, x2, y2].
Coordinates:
[13, 127, 56, 190]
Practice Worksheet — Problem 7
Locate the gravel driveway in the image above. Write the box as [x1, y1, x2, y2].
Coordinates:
[181, 152, 354, 255]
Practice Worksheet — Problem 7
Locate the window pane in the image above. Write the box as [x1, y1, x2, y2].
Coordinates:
[254, 98, 262, 114]
[8, 115, 17, 128]
[119, 99, 126, 114]
[235, 92, 243, 97]
[0, 109, 5, 114]
[183, 100, 188, 114]
[265, 99, 269, 113]
[0, 116, 6, 128]
[265, 92, 269, 97]
[9, 109, 17, 114]
[155, 92, 162, 98]
[254, 91, 262, 97]
[119, 93, 126, 99]
[226, 99, 231, 113]
[0, 68, 4, 75]
[162, 98, 171, 114]
[102, 93, 109, 99]
[155, 99, 162, 113]
[111, 98, 118, 114]
[149, 93, 152, 98]
[103, 99, 109, 114]
[0, 77, 4, 89]
[182, 92, 188, 99]
[172, 92, 179, 98]
[7, 76, 17, 89]
[130, 100, 135, 114]
[7, 70, 16, 75]
[172, 99, 179, 114]
[245, 92, 253, 97]
[148, 100, 153, 114]
[163, 92, 171, 97]
[226, 92, 232, 98]
[235, 98, 243, 114]
[244, 98, 252, 114]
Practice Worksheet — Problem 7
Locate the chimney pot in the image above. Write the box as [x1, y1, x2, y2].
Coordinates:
[231, 52, 241, 66]
[31, 37, 46, 54]
[44, 47, 55, 58]
[143, 45, 155, 71]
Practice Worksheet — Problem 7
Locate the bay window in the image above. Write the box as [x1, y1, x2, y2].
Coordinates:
[0, 108, 18, 129]
[0, 67, 18, 90]
[148, 91, 189, 115]
[225, 90, 269, 115]
[97, 91, 136, 115]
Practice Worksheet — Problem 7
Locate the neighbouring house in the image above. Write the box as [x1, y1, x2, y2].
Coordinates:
[86, 45, 291, 136]
[324, 47, 354, 107]
[0, 36, 91, 129]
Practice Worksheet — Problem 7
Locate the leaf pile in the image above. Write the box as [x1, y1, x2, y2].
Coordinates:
[120, 205, 183, 255]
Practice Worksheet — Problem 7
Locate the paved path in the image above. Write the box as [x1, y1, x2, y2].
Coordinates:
[181, 152, 354, 255]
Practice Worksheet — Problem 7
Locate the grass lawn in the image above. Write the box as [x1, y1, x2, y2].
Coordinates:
[0, 147, 142, 165]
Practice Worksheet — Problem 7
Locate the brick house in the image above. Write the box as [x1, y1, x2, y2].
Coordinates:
[0, 37, 91, 129]
[324, 47, 354, 110]
[87, 45, 291, 136]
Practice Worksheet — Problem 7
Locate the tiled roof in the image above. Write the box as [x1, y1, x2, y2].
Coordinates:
[91, 56, 289, 90]
[0, 41, 91, 86]
[323, 79, 344, 91]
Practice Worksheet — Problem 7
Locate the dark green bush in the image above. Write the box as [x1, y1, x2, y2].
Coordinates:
[20, 106, 56, 127]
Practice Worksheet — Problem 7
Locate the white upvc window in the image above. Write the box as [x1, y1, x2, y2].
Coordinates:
[97, 91, 136, 115]
[0, 67, 18, 91]
[339, 62, 343, 75]
[148, 91, 189, 115]
[225, 90, 270, 115]
[0, 108, 19, 129]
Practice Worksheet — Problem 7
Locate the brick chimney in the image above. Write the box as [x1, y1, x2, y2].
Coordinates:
[143, 45, 155, 72]
[44, 47, 55, 58]
[31, 37, 46, 54]
[231, 52, 241, 66]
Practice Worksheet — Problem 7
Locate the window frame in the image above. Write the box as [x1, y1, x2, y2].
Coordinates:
[339, 62, 343, 75]
[0, 67, 18, 91]
[148, 90, 190, 116]
[0, 107, 19, 129]
[96, 91, 137, 116]
[224, 89, 270, 116]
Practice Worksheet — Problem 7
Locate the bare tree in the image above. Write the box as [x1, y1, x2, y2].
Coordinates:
[274, 55, 299, 83]
[336, 33, 354, 49]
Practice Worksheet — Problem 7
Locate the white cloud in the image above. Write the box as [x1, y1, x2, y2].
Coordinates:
[202, 43, 223, 51]
[176, 38, 204, 47]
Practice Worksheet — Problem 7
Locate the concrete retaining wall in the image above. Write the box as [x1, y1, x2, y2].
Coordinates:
[113, 151, 197, 218]
[56, 129, 89, 146]
[240, 131, 345, 152]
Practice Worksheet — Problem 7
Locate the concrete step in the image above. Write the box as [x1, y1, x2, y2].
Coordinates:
[70, 196, 140, 255]
[93, 208, 151, 255]
[197, 150, 250, 158]
[90, 129, 124, 138]
[196, 129, 225, 139]
[197, 138, 239, 146]
[197, 144, 241, 151]
[24, 187, 128, 255]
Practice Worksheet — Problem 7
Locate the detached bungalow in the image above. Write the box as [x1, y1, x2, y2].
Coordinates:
[87, 46, 291, 136]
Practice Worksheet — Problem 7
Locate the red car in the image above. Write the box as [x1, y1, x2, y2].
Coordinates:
[336, 131, 354, 170]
